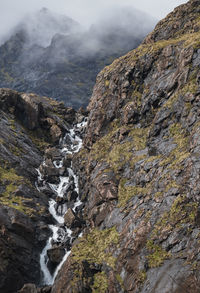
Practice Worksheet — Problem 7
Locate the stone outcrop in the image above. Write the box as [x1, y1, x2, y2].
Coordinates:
[0, 89, 76, 292]
[52, 1, 200, 292]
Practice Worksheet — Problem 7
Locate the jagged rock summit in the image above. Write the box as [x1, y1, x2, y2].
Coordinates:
[1, 0, 200, 292]
[0, 7, 155, 109]
[50, 0, 200, 292]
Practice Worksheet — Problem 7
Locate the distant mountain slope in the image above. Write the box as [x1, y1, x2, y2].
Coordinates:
[0, 8, 155, 109]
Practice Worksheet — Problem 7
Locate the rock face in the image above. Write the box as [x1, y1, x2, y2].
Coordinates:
[52, 1, 200, 292]
[0, 88, 76, 292]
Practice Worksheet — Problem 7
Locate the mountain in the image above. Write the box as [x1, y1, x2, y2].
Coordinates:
[1, 0, 200, 292]
[0, 88, 83, 292]
[0, 8, 155, 109]
[51, 0, 200, 292]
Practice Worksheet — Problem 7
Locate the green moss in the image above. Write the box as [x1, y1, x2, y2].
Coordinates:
[138, 270, 147, 283]
[8, 119, 17, 131]
[164, 78, 197, 110]
[118, 178, 147, 207]
[128, 128, 148, 151]
[115, 274, 124, 288]
[151, 195, 198, 241]
[71, 227, 119, 268]
[170, 195, 198, 224]
[165, 180, 179, 192]
[146, 240, 171, 268]
[0, 166, 36, 215]
[91, 272, 108, 293]
[160, 123, 190, 168]
[105, 80, 110, 87]
[154, 192, 163, 199]
[131, 88, 142, 107]
[107, 141, 133, 174]
[0, 183, 35, 215]
[8, 145, 24, 156]
[180, 78, 198, 95]
[164, 93, 178, 108]
[0, 166, 22, 182]
[90, 125, 149, 177]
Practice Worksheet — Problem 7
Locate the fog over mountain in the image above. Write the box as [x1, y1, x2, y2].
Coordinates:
[0, 5, 158, 108]
[0, 1, 187, 108]
[0, 0, 187, 45]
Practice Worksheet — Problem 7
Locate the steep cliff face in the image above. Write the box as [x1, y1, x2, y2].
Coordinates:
[0, 88, 77, 293]
[52, 0, 200, 292]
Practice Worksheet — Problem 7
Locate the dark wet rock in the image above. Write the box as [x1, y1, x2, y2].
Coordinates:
[64, 236, 72, 251]
[64, 208, 83, 229]
[66, 190, 78, 202]
[63, 154, 73, 169]
[52, 1, 200, 292]
[47, 246, 65, 265]
[141, 259, 197, 293]
[0, 88, 77, 292]
[64, 208, 76, 227]
[45, 147, 62, 161]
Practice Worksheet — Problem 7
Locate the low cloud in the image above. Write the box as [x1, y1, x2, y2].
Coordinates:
[0, 0, 187, 45]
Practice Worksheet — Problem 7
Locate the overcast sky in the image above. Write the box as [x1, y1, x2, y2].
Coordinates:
[0, 0, 188, 42]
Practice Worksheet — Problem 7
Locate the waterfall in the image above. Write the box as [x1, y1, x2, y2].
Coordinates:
[36, 118, 87, 286]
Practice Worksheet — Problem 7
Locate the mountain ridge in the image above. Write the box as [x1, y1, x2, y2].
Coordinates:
[51, 0, 200, 292]
[1, 1, 200, 292]
[0, 7, 155, 109]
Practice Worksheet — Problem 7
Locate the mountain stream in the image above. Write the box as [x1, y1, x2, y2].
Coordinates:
[36, 118, 87, 286]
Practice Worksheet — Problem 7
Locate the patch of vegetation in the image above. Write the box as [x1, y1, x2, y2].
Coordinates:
[151, 195, 198, 240]
[0, 166, 22, 182]
[90, 125, 149, 176]
[160, 123, 190, 168]
[118, 178, 147, 207]
[0, 184, 35, 215]
[146, 240, 171, 268]
[105, 80, 110, 87]
[72, 227, 119, 268]
[164, 93, 178, 109]
[103, 14, 200, 80]
[91, 272, 108, 293]
[0, 166, 36, 215]
[138, 270, 147, 283]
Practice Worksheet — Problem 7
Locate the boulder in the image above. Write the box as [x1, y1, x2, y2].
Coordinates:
[47, 246, 65, 265]
[64, 208, 83, 229]
[45, 147, 62, 161]
[63, 154, 73, 168]
[66, 191, 78, 202]
[50, 124, 62, 142]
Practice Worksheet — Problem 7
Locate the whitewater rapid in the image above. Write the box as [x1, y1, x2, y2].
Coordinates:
[36, 118, 87, 285]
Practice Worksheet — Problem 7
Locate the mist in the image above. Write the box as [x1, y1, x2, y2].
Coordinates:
[0, 0, 188, 108]
[0, 0, 187, 45]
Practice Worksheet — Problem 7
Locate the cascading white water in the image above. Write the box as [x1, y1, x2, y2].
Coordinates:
[37, 118, 87, 286]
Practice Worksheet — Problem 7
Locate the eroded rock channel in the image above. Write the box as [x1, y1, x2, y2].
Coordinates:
[37, 118, 87, 287]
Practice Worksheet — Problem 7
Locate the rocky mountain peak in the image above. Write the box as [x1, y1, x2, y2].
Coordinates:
[50, 0, 200, 292]
[144, 0, 200, 44]
[2, 1, 200, 292]
[0, 7, 155, 109]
